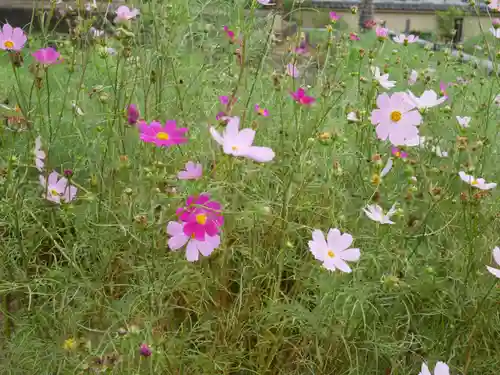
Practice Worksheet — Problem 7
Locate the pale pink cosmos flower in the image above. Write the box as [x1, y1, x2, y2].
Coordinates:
[167, 221, 220, 262]
[32, 47, 62, 65]
[39, 171, 78, 204]
[489, 27, 500, 38]
[393, 34, 418, 45]
[375, 27, 389, 40]
[418, 361, 450, 375]
[114, 5, 139, 23]
[177, 161, 202, 180]
[255, 104, 269, 117]
[406, 89, 447, 109]
[363, 203, 397, 224]
[0, 23, 27, 51]
[347, 111, 360, 122]
[308, 228, 361, 273]
[458, 171, 496, 190]
[209, 116, 275, 162]
[139, 120, 188, 147]
[34, 136, 45, 172]
[370, 92, 422, 146]
[456, 116, 471, 128]
[408, 70, 418, 85]
[329, 12, 341, 22]
[290, 88, 315, 105]
[371, 66, 396, 89]
[286, 63, 300, 78]
[488, 0, 500, 12]
[493, 18, 500, 28]
[257, 0, 273, 4]
[486, 246, 500, 278]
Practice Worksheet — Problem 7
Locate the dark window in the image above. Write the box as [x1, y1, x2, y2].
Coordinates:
[453, 18, 464, 43]
[404, 19, 411, 33]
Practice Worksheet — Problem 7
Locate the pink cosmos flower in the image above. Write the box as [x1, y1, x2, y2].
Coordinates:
[39, 171, 78, 204]
[493, 18, 500, 29]
[408, 69, 418, 85]
[418, 361, 450, 375]
[286, 63, 300, 78]
[139, 343, 152, 357]
[329, 12, 341, 22]
[439, 81, 450, 99]
[167, 221, 221, 262]
[127, 104, 139, 125]
[223, 26, 235, 42]
[391, 147, 408, 159]
[376, 27, 389, 40]
[290, 88, 315, 105]
[176, 193, 223, 240]
[0, 24, 27, 51]
[349, 32, 360, 41]
[114, 5, 139, 23]
[34, 136, 45, 172]
[364, 19, 377, 29]
[32, 47, 62, 65]
[216, 111, 226, 121]
[308, 228, 361, 273]
[219, 95, 237, 107]
[488, 0, 500, 12]
[295, 40, 308, 55]
[393, 34, 418, 45]
[257, 0, 273, 4]
[406, 89, 447, 109]
[370, 92, 422, 146]
[209, 116, 275, 162]
[458, 171, 497, 190]
[139, 120, 188, 147]
[177, 161, 202, 180]
[255, 104, 269, 117]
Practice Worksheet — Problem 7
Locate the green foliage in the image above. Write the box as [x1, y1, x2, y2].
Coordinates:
[436, 7, 465, 42]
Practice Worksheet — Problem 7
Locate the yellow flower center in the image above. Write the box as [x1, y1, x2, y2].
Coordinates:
[50, 189, 60, 196]
[231, 146, 238, 151]
[4, 40, 14, 49]
[394, 151, 401, 157]
[471, 180, 478, 185]
[156, 132, 170, 140]
[327, 250, 335, 258]
[258, 108, 265, 115]
[196, 213, 207, 225]
[390, 111, 402, 122]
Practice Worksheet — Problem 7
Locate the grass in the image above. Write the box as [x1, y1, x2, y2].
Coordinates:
[0, 1, 499, 374]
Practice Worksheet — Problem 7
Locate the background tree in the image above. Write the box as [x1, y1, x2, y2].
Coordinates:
[358, 0, 374, 30]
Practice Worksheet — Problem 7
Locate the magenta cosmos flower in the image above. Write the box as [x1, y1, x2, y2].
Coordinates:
[0, 24, 27, 51]
[329, 12, 341, 22]
[139, 343, 152, 357]
[349, 32, 360, 41]
[139, 120, 188, 147]
[32, 47, 62, 65]
[254, 104, 269, 117]
[209, 116, 275, 162]
[114, 5, 139, 23]
[39, 171, 78, 204]
[290, 88, 315, 105]
[370, 92, 422, 146]
[127, 104, 139, 125]
[223, 26, 235, 42]
[308, 228, 361, 273]
[177, 161, 202, 180]
[167, 221, 220, 262]
[176, 193, 223, 240]
[391, 146, 408, 159]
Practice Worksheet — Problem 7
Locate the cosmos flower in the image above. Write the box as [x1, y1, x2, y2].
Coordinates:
[393, 34, 418, 45]
[139, 343, 152, 357]
[209, 116, 275, 162]
[371, 66, 396, 89]
[308, 228, 361, 273]
[418, 361, 450, 375]
[89, 27, 104, 37]
[32, 47, 62, 65]
[290, 87, 315, 105]
[439, 81, 450, 99]
[255, 104, 269, 117]
[458, 171, 496, 190]
[286, 63, 300, 78]
[489, 27, 500, 38]
[127, 104, 139, 125]
[177, 161, 202, 180]
[223, 25, 235, 42]
[380, 158, 393, 177]
[432, 145, 448, 158]
[329, 12, 341, 22]
[408, 70, 418, 85]
[34, 136, 45, 172]
[114, 5, 139, 23]
[139, 120, 188, 147]
[489, 0, 500, 11]
[347, 111, 360, 122]
[0, 24, 26, 51]
[363, 203, 397, 224]
[167, 221, 221, 262]
[39, 171, 78, 204]
[349, 32, 360, 41]
[391, 147, 408, 159]
[363, 19, 377, 29]
[456, 116, 471, 128]
[406, 90, 447, 109]
[370, 92, 422, 146]
[176, 193, 223, 240]
[257, 0, 273, 5]
[376, 27, 389, 40]
[486, 246, 500, 278]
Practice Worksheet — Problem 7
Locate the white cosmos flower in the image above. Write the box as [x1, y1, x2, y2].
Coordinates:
[408, 69, 418, 85]
[486, 246, 500, 278]
[433, 145, 448, 158]
[419, 361, 450, 375]
[456, 116, 471, 128]
[371, 66, 396, 89]
[489, 27, 500, 38]
[406, 89, 447, 109]
[363, 203, 397, 224]
[347, 111, 360, 122]
[458, 171, 497, 190]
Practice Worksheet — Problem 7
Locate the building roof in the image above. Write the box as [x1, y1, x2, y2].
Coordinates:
[311, 0, 488, 12]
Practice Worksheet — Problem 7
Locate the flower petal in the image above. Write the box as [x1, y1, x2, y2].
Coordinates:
[185, 240, 200, 262]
